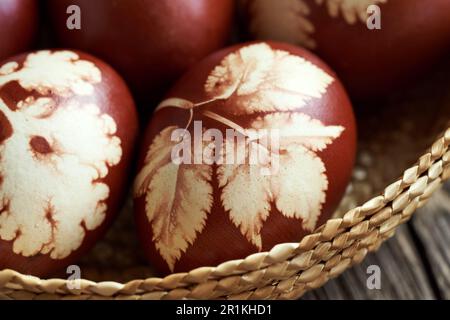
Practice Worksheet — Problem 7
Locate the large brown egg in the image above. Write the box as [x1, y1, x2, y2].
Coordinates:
[0, 50, 138, 277]
[0, 0, 39, 61]
[241, 0, 450, 100]
[47, 0, 234, 104]
[134, 41, 356, 274]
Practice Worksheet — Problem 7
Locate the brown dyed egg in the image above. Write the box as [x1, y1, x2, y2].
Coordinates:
[0, 50, 138, 277]
[241, 0, 450, 100]
[133, 41, 356, 274]
[0, 0, 39, 61]
[47, 0, 234, 104]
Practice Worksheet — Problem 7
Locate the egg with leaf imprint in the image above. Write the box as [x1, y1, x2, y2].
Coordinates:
[134, 42, 356, 274]
[241, 0, 450, 100]
[0, 50, 138, 277]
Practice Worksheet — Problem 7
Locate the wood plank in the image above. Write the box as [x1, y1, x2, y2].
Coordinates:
[411, 182, 450, 299]
[303, 224, 436, 299]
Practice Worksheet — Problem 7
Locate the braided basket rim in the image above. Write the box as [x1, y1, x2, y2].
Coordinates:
[0, 126, 449, 300]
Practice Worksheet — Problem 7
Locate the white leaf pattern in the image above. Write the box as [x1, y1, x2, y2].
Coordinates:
[0, 51, 122, 260]
[204, 43, 334, 115]
[134, 127, 214, 271]
[219, 114, 343, 246]
[244, 0, 388, 47]
[248, 113, 344, 152]
[218, 138, 273, 249]
[316, 0, 387, 24]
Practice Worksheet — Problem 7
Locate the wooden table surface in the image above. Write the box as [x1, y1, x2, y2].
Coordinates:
[303, 182, 450, 300]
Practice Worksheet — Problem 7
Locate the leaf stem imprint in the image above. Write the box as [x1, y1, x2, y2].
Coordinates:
[155, 96, 250, 140]
[154, 62, 259, 140]
[202, 110, 247, 136]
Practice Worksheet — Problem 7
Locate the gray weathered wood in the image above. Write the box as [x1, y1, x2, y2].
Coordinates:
[411, 183, 450, 299]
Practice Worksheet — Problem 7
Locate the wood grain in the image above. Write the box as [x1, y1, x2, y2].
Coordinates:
[411, 183, 450, 299]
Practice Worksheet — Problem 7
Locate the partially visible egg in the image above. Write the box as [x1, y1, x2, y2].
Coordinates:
[241, 0, 450, 100]
[0, 0, 39, 61]
[0, 50, 139, 277]
[134, 41, 356, 274]
[47, 0, 235, 104]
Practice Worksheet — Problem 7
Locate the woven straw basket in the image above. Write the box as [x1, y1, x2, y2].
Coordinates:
[1, 58, 449, 300]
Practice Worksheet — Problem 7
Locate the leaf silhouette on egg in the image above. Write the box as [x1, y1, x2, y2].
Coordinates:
[316, 0, 387, 24]
[134, 127, 214, 271]
[0, 51, 122, 260]
[134, 43, 344, 271]
[218, 113, 344, 248]
[243, 0, 388, 48]
[204, 43, 333, 113]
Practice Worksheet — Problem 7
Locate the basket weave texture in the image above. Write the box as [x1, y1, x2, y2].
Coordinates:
[1, 65, 450, 300]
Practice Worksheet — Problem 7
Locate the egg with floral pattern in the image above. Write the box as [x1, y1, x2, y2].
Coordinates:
[134, 42, 356, 274]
